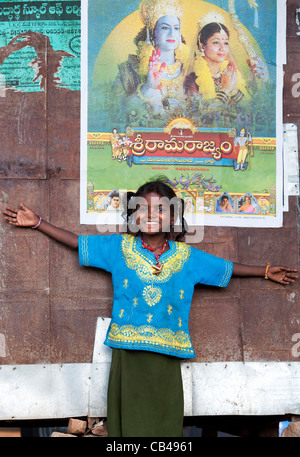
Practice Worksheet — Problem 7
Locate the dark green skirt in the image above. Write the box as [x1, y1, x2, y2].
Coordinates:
[107, 349, 184, 437]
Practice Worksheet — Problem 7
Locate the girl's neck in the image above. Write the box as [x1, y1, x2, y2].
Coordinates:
[140, 233, 168, 251]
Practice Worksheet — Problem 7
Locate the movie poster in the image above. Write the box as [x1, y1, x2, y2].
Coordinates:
[80, 0, 284, 230]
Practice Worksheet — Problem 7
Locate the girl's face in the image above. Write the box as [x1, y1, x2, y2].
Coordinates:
[153, 15, 181, 52]
[135, 192, 173, 235]
[201, 31, 229, 64]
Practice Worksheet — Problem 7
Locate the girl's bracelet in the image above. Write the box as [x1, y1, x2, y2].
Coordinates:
[265, 262, 271, 279]
[32, 215, 42, 229]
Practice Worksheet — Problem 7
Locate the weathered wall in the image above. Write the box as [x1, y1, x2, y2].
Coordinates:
[0, 1, 299, 366]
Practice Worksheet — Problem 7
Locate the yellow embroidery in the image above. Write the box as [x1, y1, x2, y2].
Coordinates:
[167, 305, 172, 315]
[179, 290, 184, 299]
[107, 323, 194, 355]
[121, 234, 191, 284]
[178, 318, 182, 328]
[219, 261, 233, 287]
[133, 297, 138, 307]
[147, 313, 153, 323]
[119, 309, 124, 318]
[80, 236, 89, 266]
[123, 279, 129, 289]
[143, 285, 162, 307]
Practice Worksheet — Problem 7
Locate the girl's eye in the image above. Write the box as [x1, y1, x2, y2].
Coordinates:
[159, 206, 168, 213]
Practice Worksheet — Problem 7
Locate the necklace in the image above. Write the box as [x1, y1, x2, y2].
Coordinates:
[164, 60, 181, 75]
[162, 60, 182, 78]
[141, 236, 168, 275]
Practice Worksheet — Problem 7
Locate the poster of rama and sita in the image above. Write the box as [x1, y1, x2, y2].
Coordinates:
[81, 0, 284, 228]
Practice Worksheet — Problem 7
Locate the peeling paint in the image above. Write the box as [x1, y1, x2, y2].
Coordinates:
[288, 292, 296, 303]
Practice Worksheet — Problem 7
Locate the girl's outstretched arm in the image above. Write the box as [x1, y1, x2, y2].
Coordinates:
[3, 203, 78, 249]
[233, 262, 298, 285]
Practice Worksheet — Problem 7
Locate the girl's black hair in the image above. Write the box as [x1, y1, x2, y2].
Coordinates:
[123, 178, 188, 241]
[198, 22, 230, 46]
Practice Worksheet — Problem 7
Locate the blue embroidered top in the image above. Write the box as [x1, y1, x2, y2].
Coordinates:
[79, 234, 233, 359]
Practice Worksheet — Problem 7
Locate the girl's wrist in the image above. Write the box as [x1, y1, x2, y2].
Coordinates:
[32, 215, 42, 229]
[264, 262, 271, 279]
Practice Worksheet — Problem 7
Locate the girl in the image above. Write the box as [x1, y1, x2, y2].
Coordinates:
[3, 179, 297, 437]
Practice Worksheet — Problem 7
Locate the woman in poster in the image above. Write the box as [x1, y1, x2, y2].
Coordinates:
[120, 0, 189, 117]
[238, 195, 257, 213]
[184, 12, 250, 104]
[216, 194, 234, 213]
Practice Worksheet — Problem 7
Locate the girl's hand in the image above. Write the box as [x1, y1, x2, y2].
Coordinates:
[267, 266, 298, 285]
[3, 203, 39, 227]
[222, 61, 237, 93]
[4, 203, 78, 248]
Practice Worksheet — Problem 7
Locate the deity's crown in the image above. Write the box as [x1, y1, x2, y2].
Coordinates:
[197, 10, 227, 33]
[140, 0, 183, 32]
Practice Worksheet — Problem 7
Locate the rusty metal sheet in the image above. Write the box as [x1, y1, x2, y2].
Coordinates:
[0, 0, 299, 369]
[0, 92, 47, 179]
[240, 289, 300, 361]
[0, 291, 51, 364]
[47, 91, 80, 179]
[190, 295, 243, 362]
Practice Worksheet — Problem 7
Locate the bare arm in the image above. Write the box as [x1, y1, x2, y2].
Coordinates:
[3, 203, 78, 249]
[36, 219, 78, 248]
[233, 262, 298, 285]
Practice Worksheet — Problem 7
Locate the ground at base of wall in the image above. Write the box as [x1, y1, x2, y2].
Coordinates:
[0, 414, 299, 438]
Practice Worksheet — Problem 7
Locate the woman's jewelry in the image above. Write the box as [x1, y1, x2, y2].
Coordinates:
[230, 89, 244, 103]
[141, 236, 168, 275]
[212, 70, 222, 80]
[32, 215, 42, 229]
[216, 89, 229, 103]
[265, 262, 271, 279]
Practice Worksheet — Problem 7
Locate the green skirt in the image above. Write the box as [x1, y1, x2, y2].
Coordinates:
[107, 349, 184, 437]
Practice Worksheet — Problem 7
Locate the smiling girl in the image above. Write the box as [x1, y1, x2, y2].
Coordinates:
[3, 179, 297, 437]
